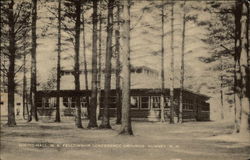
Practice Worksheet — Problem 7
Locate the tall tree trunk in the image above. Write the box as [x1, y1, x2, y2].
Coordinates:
[7, 0, 16, 126]
[74, 0, 83, 128]
[55, 0, 61, 123]
[0, 0, 2, 118]
[82, 12, 90, 118]
[169, 0, 175, 124]
[99, 0, 114, 129]
[179, 0, 186, 124]
[239, 1, 249, 134]
[160, 0, 165, 123]
[119, 0, 133, 135]
[116, 2, 122, 124]
[22, 51, 29, 120]
[88, 0, 98, 128]
[97, 2, 102, 120]
[234, 0, 243, 133]
[29, 0, 38, 122]
[220, 56, 224, 120]
[246, 0, 250, 101]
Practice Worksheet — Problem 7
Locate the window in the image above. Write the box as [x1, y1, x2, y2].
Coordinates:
[63, 97, 69, 107]
[71, 97, 76, 108]
[152, 96, 160, 108]
[49, 98, 56, 108]
[164, 97, 170, 108]
[37, 98, 42, 108]
[131, 96, 140, 109]
[80, 97, 87, 108]
[202, 103, 209, 111]
[141, 96, 149, 109]
[42, 98, 49, 108]
[109, 96, 116, 108]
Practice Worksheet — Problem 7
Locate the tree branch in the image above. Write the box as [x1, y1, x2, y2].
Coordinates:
[14, 64, 24, 76]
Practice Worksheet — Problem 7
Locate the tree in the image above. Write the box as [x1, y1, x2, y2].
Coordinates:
[99, 0, 114, 129]
[29, 0, 38, 122]
[74, 0, 83, 128]
[219, 55, 224, 120]
[160, 0, 166, 122]
[238, 0, 249, 135]
[1, 0, 32, 126]
[169, 0, 175, 124]
[197, 1, 249, 132]
[6, 0, 17, 126]
[82, 10, 90, 118]
[115, 0, 122, 124]
[97, 0, 103, 120]
[22, 39, 30, 120]
[55, 0, 62, 123]
[119, 0, 133, 135]
[0, 0, 2, 116]
[63, 0, 84, 128]
[178, 0, 186, 124]
[88, 0, 98, 128]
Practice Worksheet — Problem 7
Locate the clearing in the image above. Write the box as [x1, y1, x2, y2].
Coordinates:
[1, 116, 249, 160]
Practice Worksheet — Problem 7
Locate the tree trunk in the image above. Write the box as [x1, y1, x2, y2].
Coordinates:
[82, 12, 90, 119]
[234, 89, 242, 133]
[55, 0, 61, 123]
[88, 0, 98, 128]
[74, 0, 83, 128]
[119, 0, 133, 135]
[22, 51, 29, 120]
[99, 0, 114, 129]
[169, 0, 175, 124]
[160, 0, 165, 123]
[179, 0, 186, 124]
[0, 0, 2, 116]
[7, 0, 16, 126]
[220, 56, 224, 120]
[239, 1, 249, 134]
[82, 13, 90, 118]
[97, 2, 102, 120]
[116, 2, 122, 125]
[233, 0, 242, 133]
[29, 0, 38, 122]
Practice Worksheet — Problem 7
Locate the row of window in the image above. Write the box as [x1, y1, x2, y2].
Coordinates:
[37, 96, 198, 111]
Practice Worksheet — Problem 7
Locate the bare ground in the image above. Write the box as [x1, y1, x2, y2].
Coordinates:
[0, 116, 249, 160]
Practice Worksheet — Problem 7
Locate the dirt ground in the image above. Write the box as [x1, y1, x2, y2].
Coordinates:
[1, 116, 250, 160]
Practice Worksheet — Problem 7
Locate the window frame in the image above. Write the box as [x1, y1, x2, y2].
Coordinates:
[140, 96, 150, 110]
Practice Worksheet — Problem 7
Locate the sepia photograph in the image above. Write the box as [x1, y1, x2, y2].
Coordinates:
[0, 0, 249, 160]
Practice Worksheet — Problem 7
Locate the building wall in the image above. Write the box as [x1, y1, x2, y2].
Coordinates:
[0, 93, 23, 116]
[58, 67, 161, 90]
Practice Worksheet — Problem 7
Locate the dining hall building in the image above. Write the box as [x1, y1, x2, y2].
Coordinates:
[36, 66, 210, 121]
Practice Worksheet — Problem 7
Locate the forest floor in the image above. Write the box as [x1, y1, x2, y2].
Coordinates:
[0, 116, 250, 160]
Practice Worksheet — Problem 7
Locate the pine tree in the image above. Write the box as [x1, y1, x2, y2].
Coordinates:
[1, 0, 32, 126]
[238, 0, 249, 135]
[99, 0, 114, 129]
[29, 0, 38, 122]
[82, 11, 90, 118]
[169, 0, 175, 124]
[119, 0, 133, 135]
[74, 0, 83, 128]
[96, 0, 103, 121]
[88, 0, 98, 128]
[115, 0, 122, 125]
[179, 0, 187, 124]
[55, 0, 62, 123]
[160, 0, 166, 123]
